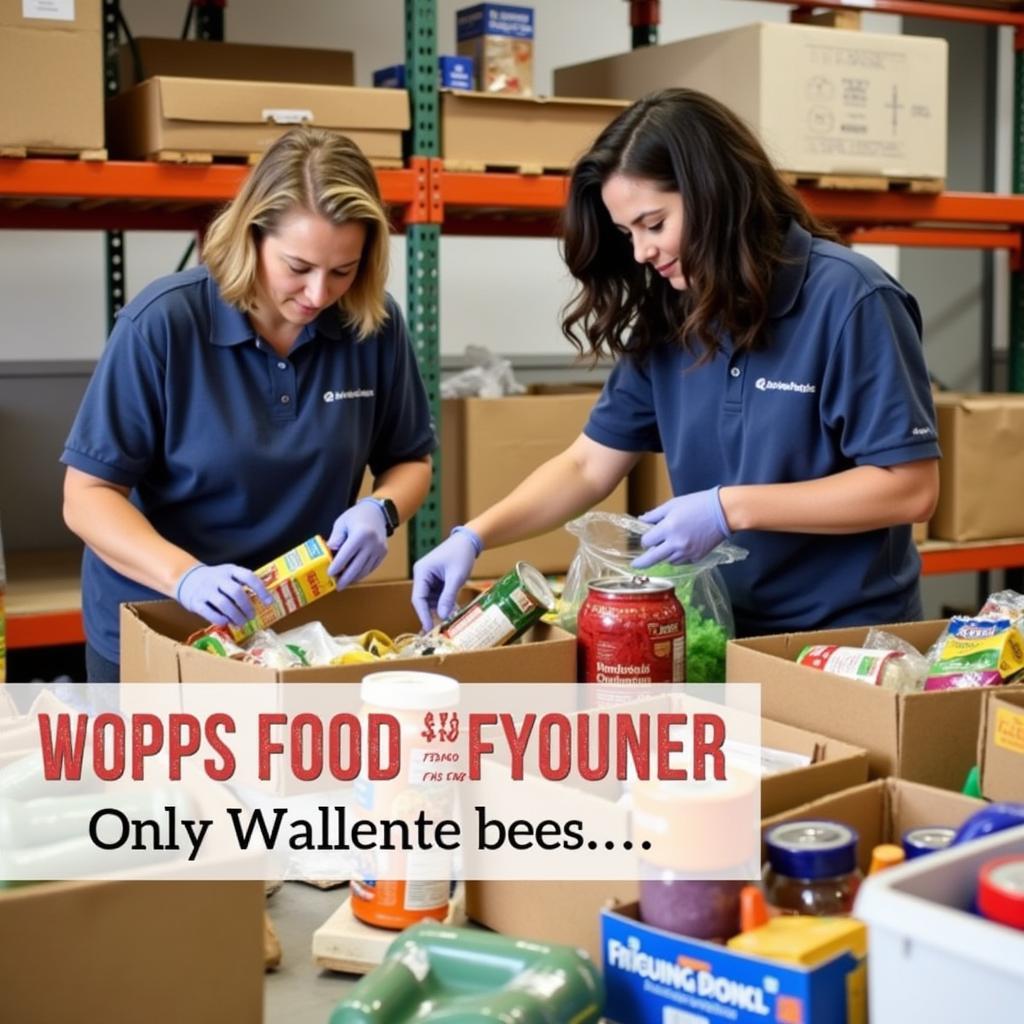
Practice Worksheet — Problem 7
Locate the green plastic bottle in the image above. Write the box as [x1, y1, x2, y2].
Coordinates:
[330, 923, 604, 1023]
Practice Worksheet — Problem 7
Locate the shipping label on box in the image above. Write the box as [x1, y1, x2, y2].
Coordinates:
[602, 904, 865, 1024]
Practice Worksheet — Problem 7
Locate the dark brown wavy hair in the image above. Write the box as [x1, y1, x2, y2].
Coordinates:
[561, 88, 840, 361]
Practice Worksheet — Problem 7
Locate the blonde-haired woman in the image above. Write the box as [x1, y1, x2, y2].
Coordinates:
[62, 128, 435, 682]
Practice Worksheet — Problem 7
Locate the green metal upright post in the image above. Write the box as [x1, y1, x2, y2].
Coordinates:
[406, 0, 442, 562]
[103, 0, 125, 330]
[1011, 29, 1024, 392]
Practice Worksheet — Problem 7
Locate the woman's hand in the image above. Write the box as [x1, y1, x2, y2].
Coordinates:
[326, 499, 390, 590]
[411, 527, 483, 632]
[632, 487, 732, 568]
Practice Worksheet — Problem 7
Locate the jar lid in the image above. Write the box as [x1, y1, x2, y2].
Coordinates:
[360, 671, 460, 710]
[902, 826, 956, 860]
[588, 576, 675, 597]
[765, 820, 859, 879]
[978, 856, 1024, 930]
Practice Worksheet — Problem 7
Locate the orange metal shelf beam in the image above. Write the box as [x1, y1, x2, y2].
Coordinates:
[0, 159, 419, 208]
[753, 0, 1024, 27]
[7, 611, 85, 650]
[921, 543, 1024, 575]
[846, 227, 1022, 253]
[439, 170, 571, 211]
[801, 189, 1024, 227]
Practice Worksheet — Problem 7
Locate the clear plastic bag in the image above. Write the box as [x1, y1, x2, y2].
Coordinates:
[559, 511, 748, 683]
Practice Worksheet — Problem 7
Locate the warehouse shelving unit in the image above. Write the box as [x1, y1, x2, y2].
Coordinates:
[5, 0, 1024, 651]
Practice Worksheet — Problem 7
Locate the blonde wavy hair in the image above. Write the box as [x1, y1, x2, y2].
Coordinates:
[203, 127, 390, 339]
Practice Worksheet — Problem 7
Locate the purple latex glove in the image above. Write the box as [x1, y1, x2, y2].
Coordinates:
[175, 563, 273, 628]
[411, 526, 483, 632]
[631, 486, 732, 570]
[327, 498, 389, 590]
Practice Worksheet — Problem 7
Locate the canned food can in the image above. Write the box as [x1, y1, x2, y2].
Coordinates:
[902, 826, 956, 860]
[439, 561, 555, 651]
[577, 576, 685, 689]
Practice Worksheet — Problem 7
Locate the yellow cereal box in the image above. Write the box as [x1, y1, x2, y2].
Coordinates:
[226, 534, 334, 643]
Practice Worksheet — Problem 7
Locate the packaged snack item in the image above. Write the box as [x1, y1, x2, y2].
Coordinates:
[923, 616, 1024, 690]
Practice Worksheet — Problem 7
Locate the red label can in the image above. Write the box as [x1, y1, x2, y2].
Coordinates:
[577, 577, 686, 692]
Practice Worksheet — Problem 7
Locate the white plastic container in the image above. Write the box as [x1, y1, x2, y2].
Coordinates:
[854, 823, 1024, 1022]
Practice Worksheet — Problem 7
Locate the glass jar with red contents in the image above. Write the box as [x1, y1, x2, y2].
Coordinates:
[577, 577, 686, 690]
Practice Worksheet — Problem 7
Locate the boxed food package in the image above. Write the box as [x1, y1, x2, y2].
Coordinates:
[0, 0, 104, 153]
[554, 22, 947, 181]
[467, 713, 868, 963]
[601, 779, 984, 1024]
[117, 37, 354, 90]
[978, 688, 1024, 802]
[374, 56, 474, 90]
[441, 388, 629, 576]
[106, 78, 409, 165]
[440, 90, 628, 171]
[929, 392, 1024, 542]
[726, 620, 1023, 788]
[120, 580, 575, 683]
[456, 3, 534, 96]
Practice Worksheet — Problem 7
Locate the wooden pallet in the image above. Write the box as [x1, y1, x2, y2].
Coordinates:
[443, 158, 570, 176]
[0, 145, 107, 161]
[313, 887, 468, 975]
[781, 171, 944, 194]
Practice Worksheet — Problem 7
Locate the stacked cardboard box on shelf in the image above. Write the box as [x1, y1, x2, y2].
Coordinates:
[0, 0, 104, 154]
[554, 22, 948, 183]
[930, 392, 1024, 541]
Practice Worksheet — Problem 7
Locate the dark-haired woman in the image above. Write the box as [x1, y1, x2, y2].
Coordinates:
[412, 88, 938, 638]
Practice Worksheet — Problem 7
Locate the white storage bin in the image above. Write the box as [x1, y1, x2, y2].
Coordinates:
[854, 823, 1024, 1022]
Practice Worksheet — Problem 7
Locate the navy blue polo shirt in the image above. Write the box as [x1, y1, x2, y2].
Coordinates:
[62, 265, 436, 662]
[585, 221, 939, 637]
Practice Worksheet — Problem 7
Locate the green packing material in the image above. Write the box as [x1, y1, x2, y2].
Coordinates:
[330, 922, 604, 1023]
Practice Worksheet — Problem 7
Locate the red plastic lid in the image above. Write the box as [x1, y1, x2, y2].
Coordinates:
[978, 856, 1024, 930]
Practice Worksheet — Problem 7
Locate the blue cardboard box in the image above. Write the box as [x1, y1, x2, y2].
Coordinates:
[455, 4, 533, 95]
[373, 56, 475, 91]
[602, 904, 866, 1024]
[456, 4, 534, 41]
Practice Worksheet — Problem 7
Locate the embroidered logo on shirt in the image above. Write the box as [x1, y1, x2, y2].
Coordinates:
[323, 389, 375, 403]
[755, 377, 817, 395]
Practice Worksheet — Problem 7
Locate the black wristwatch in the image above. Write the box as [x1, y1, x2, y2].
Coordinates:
[366, 496, 400, 537]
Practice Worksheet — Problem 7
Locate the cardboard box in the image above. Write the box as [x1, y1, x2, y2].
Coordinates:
[117, 37, 354, 91]
[456, 3, 534, 96]
[761, 777, 985, 871]
[441, 388, 629, 576]
[357, 471, 409, 583]
[726, 620, 1022, 788]
[0, 880, 264, 1023]
[930, 392, 1024, 541]
[466, 716, 868, 962]
[0, 0, 103, 152]
[441, 90, 628, 171]
[912, 519, 928, 545]
[374, 56, 474, 90]
[106, 77, 409, 164]
[602, 779, 983, 1024]
[628, 452, 673, 515]
[120, 580, 575, 683]
[554, 22, 947, 181]
[979, 687, 1024, 803]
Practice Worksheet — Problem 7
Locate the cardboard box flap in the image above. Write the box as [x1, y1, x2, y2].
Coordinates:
[933, 391, 1024, 413]
[149, 77, 410, 131]
[979, 688, 1024, 802]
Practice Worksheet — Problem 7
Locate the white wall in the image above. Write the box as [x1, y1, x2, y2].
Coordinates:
[0, 0, 901, 363]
